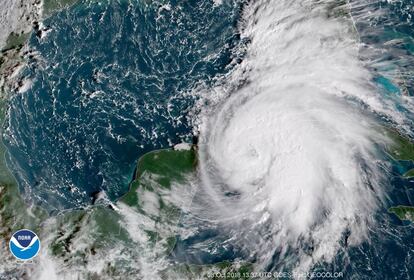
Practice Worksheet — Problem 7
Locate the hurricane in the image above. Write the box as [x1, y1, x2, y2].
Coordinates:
[195, 0, 410, 274]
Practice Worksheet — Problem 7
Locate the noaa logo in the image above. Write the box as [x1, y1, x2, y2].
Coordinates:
[9, 229, 40, 261]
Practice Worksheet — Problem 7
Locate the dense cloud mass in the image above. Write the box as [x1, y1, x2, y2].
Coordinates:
[196, 0, 407, 273]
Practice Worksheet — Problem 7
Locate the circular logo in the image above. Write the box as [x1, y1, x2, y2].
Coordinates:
[9, 229, 41, 261]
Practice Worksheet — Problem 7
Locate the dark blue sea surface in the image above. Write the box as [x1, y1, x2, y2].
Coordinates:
[3, 0, 244, 210]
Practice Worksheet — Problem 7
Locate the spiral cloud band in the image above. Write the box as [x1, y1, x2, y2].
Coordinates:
[196, 0, 399, 273]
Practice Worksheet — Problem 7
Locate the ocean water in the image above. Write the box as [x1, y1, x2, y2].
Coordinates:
[3, 0, 244, 210]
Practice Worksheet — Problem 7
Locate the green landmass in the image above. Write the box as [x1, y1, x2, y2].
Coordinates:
[384, 128, 414, 161]
[122, 149, 254, 279]
[44, 147, 198, 265]
[120, 148, 197, 207]
[0, 0, 81, 52]
[47, 206, 130, 260]
[0, 100, 45, 238]
[119, 147, 197, 254]
[0, 98, 46, 267]
[388, 206, 414, 223]
[383, 129, 414, 223]
[0, 141, 251, 278]
[2, 32, 30, 52]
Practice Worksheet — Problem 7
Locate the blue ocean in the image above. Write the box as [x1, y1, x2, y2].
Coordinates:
[4, 0, 244, 210]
